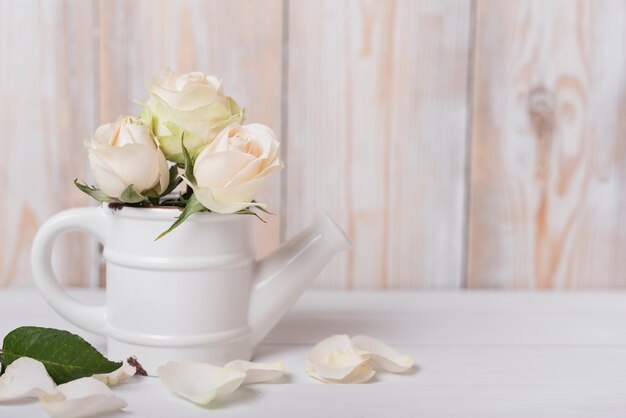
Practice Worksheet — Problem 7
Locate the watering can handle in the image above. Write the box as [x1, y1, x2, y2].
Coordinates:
[30, 207, 108, 336]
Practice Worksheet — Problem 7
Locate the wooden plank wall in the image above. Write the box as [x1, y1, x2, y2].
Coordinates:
[284, 0, 470, 288]
[1, 0, 625, 289]
[468, 0, 626, 288]
[0, 0, 98, 286]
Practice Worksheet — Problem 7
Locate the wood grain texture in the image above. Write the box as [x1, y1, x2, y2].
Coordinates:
[0, 0, 99, 286]
[5, 0, 626, 289]
[284, 0, 471, 288]
[98, 0, 284, 257]
[468, 0, 626, 288]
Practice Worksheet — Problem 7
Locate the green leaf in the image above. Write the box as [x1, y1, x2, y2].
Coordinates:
[155, 122, 196, 166]
[74, 179, 114, 202]
[250, 201, 275, 216]
[119, 185, 145, 204]
[1, 326, 122, 384]
[155, 193, 206, 240]
[144, 165, 183, 199]
[162, 165, 183, 196]
[182, 184, 194, 200]
[159, 199, 186, 207]
[139, 107, 155, 134]
[181, 134, 196, 185]
[235, 208, 267, 223]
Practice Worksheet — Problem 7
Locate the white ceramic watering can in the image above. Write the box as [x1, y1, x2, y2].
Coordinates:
[31, 205, 350, 374]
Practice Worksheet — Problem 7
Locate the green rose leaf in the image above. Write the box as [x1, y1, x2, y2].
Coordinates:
[162, 165, 183, 196]
[120, 184, 145, 204]
[250, 201, 274, 215]
[155, 193, 206, 240]
[74, 179, 114, 202]
[145, 165, 183, 199]
[181, 135, 196, 185]
[235, 208, 267, 223]
[1, 326, 122, 384]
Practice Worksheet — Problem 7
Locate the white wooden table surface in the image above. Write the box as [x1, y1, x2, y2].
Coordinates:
[0, 289, 625, 418]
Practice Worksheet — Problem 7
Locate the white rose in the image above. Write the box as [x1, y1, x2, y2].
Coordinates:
[186, 123, 283, 213]
[88, 116, 170, 200]
[142, 69, 244, 163]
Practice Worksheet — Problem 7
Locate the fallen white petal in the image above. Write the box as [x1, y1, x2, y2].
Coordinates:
[305, 334, 375, 384]
[351, 335, 415, 373]
[306, 361, 375, 384]
[92, 360, 136, 386]
[157, 361, 246, 405]
[224, 360, 285, 384]
[39, 377, 127, 418]
[0, 357, 56, 401]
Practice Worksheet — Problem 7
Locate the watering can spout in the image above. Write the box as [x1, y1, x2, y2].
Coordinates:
[248, 212, 351, 346]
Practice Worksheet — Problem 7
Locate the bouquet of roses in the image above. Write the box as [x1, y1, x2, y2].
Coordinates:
[75, 69, 283, 239]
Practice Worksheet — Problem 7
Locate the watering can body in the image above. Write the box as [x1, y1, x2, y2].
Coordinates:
[31, 205, 350, 375]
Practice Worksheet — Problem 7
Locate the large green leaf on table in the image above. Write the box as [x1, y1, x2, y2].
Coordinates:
[1, 326, 122, 384]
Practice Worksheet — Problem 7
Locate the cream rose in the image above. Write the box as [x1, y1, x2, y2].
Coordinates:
[186, 123, 282, 213]
[88, 116, 169, 200]
[142, 69, 244, 163]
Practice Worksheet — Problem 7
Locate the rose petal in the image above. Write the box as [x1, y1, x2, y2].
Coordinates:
[157, 361, 246, 405]
[306, 361, 375, 384]
[88, 117, 169, 197]
[194, 150, 256, 188]
[145, 70, 245, 163]
[181, 176, 266, 214]
[176, 102, 242, 139]
[155, 148, 171, 194]
[0, 357, 56, 401]
[211, 175, 266, 205]
[91, 122, 115, 147]
[176, 87, 227, 111]
[241, 123, 278, 160]
[191, 122, 282, 197]
[224, 360, 285, 384]
[90, 144, 160, 193]
[305, 335, 375, 384]
[39, 377, 127, 418]
[150, 69, 227, 110]
[114, 116, 157, 149]
[87, 151, 127, 199]
[219, 161, 283, 202]
[224, 157, 263, 188]
[91, 360, 136, 386]
[351, 335, 415, 373]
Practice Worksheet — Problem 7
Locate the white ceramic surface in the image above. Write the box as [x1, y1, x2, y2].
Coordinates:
[30, 205, 350, 375]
